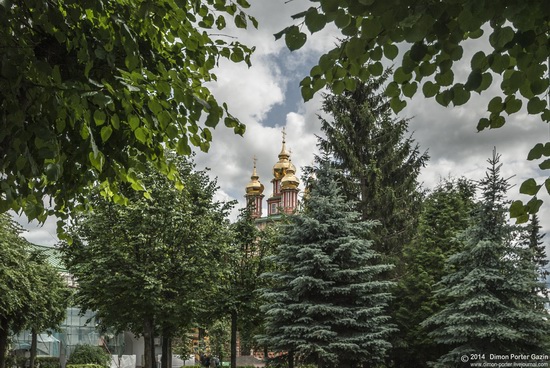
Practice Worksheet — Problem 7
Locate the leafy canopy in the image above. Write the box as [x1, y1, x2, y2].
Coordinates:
[0, 0, 256, 227]
[61, 155, 233, 338]
[278, 0, 549, 221]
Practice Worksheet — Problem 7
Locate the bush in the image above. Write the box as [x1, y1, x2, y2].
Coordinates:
[66, 364, 105, 368]
[36, 357, 60, 368]
[67, 345, 110, 368]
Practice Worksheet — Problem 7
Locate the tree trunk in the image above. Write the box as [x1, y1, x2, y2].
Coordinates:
[230, 310, 237, 368]
[30, 328, 38, 368]
[0, 317, 9, 368]
[288, 350, 294, 368]
[143, 318, 156, 368]
[263, 346, 268, 363]
[161, 336, 171, 368]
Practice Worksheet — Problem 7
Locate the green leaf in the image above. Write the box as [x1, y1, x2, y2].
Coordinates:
[394, 67, 412, 84]
[422, 81, 438, 97]
[510, 200, 526, 219]
[88, 151, 104, 171]
[402, 82, 418, 98]
[320, 0, 339, 13]
[100, 126, 113, 143]
[383, 43, 398, 60]
[434, 70, 454, 86]
[435, 89, 452, 107]
[285, 26, 307, 51]
[367, 62, 383, 77]
[470, 51, 487, 70]
[148, 99, 162, 115]
[390, 97, 406, 113]
[362, 18, 382, 39]
[345, 37, 367, 60]
[301, 85, 314, 101]
[539, 159, 550, 170]
[129, 115, 140, 130]
[519, 178, 541, 195]
[451, 84, 470, 106]
[419, 62, 437, 77]
[477, 72, 493, 92]
[530, 78, 548, 95]
[52, 65, 62, 84]
[45, 163, 60, 182]
[332, 80, 346, 94]
[546, 178, 550, 196]
[477, 118, 490, 131]
[94, 110, 106, 126]
[490, 26, 515, 49]
[385, 82, 400, 98]
[489, 114, 505, 128]
[487, 97, 504, 113]
[305, 8, 327, 33]
[504, 95, 522, 115]
[464, 69, 482, 91]
[527, 143, 544, 160]
[235, 12, 247, 28]
[527, 97, 545, 114]
[410, 43, 427, 62]
[526, 197, 543, 214]
[134, 127, 147, 143]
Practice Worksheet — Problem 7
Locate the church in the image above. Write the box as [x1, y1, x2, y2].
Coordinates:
[244, 130, 300, 225]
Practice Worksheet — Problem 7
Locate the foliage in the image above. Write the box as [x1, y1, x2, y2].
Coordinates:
[259, 160, 395, 368]
[66, 364, 106, 368]
[27, 249, 71, 368]
[318, 73, 428, 259]
[35, 356, 60, 368]
[210, 207, 278, 367]
[61, 154, 233, 368]
[67, 345, 110, 368]
[279, 0, 549, 220]
[0, 213, 68, 368]
[422, 150, 550, 366]
[0, 0, 256, 226]
[392, 178, 477, 367]
[518, 213, 549, 298]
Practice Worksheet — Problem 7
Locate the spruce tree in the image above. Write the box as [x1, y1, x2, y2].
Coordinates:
[259, 160, 395, 368]
[392, 178, 477, 367]
[318, 73, 428, 258]
[422, 150, 550, 366]
[520, 214, 549, 296]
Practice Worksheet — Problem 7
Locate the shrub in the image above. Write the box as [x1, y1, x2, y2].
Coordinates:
[36, 357, 60, 368]
[67, 345, 110, 368]
[66, 364, 105, 368]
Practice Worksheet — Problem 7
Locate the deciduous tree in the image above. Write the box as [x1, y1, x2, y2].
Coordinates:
[0, 0, 256, 226]
[0, 214, 69, 368]
[279, 0, 549, 219]
[61, 155, 232, 368]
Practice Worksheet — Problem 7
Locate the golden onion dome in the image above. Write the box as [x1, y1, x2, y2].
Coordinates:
[245, 160, 264, 196]
[273, 129, 291, 180]
[281, 161, 299, 190]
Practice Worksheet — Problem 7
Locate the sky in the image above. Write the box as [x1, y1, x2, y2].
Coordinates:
[15, 0, 550, 250]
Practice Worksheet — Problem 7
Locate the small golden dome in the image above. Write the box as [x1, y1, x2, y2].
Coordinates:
[281, 161, 299, 190]
[246, 159, 264, 196]
[273, 128, 291, 180]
